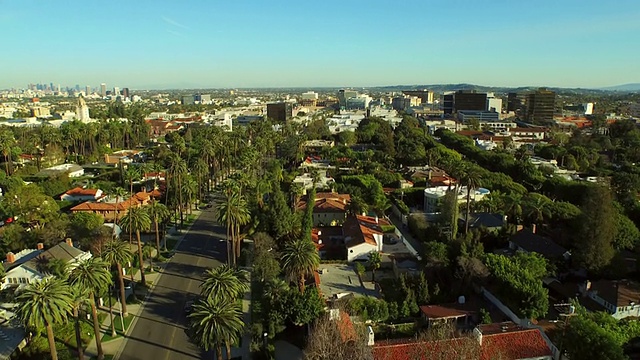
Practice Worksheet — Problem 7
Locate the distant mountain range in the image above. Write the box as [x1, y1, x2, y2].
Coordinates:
[598, 83, 640, 92]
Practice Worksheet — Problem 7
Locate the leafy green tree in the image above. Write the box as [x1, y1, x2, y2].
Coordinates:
[562, 315, 626, 360]
[285, 286, 325, 326]
[573, 186, 616, 272]
[69, 258, 113, 360]
[16, 278, 72, 360]
[461, 167, 482, 234]
[1, 184, 59, 228]
[613, 209, 640, 250]
[188, 295, 244, 360]
[268, 183, 295, 240]
[250, 232, 280, 282]
[439, 189, 459, 241]
[69, 212, 104, 242]
[354, 262, 365, 278]
[102, 240, 133, 316]
[368, 251, 382, 283]
[120, 206, 151, 286]
[282, 238, 320, 292]
[200, 265, 249, 301]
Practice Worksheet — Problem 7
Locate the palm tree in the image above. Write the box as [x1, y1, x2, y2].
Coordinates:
[215, 189, 250, 267]
[504, 193, 523, 225]
[523, 193, 551, 226]
[16, 278, 72, 360]
[188, 295, 244, 360]
[69, 284, 91, 358]
[368, 251, 382, 283]
[462, 168, 482, 234]
[200, 265, 249, 300]
[281, 238, 320, 292]
[102, 240, 133, 316]
[69, 258, 113, 360]
[142, 242, 156, 272]
[120, 206, 152, 286]
[113, 187, 129, 229]
[146, 200, 170, 254]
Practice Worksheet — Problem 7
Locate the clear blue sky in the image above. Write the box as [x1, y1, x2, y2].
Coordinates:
[1, 0, 639, 89]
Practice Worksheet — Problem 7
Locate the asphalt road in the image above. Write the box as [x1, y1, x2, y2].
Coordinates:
[117, 208, 227, 360]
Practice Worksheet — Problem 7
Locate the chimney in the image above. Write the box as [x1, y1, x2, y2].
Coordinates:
[37, 243, 44, 250]
[375, 216, 379, 224]
[367, 325, 375, 346]
[473, 327, 483, 346]
[6, 252, 16, 264]
[531, 224, 536, 234]
[65, 238, 74, 247]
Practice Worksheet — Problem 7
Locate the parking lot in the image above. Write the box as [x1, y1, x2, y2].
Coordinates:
[317, 263, 378, 299]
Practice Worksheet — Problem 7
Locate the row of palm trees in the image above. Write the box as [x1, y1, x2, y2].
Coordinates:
[188, 265, 248, 360]
[16, 256, 116, 360]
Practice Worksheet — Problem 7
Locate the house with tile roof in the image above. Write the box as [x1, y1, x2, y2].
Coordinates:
[372, 322, 552, 360]
[1, 240, 92, 290]
[579, 279, 640, 319]
[343, 215, 387, 262]
[70, 190, 155, 221]
[419, 305, 474, 328]
[59, 187, 104, 202]
[297, 192, 351, 226]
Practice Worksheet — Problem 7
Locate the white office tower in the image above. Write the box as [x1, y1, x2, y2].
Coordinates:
[76, 95, 91, 122]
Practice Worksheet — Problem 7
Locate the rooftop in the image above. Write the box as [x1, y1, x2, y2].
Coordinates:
[590, 279, 640, 307]
[510, 229, 568, 259]
[419, 305, 472, 319]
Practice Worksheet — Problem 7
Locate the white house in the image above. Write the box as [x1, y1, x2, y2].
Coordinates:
[37, 163, 84, 178]
[2, 240, 92, 290]
[423, 186, 490, 213]
[60, 187, 103, 202]
[579, 280, 640, 320]
[343, 215, 385, 262]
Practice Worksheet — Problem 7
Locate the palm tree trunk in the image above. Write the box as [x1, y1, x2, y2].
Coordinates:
[73, 309, 84, 360]
[235, 223, 241, 267]
[154, 218, 161, 256]
[108, 297, 116, 336]
[225, 341, 231, 359]
[117, 263, 128, 316]
[136, 230, 146, 286]
[90, 293, 104, 360]
[216, 346, 223, 360]
[46, 323, 59, 360]
[465, 187, 472, 235]
[299, 274, 305, 293]
[372, 269, 376, 283]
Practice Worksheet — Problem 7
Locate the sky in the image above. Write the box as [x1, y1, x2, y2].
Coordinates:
[1, 0, 639, 89]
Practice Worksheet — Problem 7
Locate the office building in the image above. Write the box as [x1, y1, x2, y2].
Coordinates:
[267, 102, 293, 122]
[402, 90, 434, 104]
[486, 93, 502, 113]
[100, 83, 107, 97]
[181, 95, 195, 105]
[337, 89, 358, 108]
[507, 92, 524, 113]
[122, 88, 130, 99]
[453, 91, 487, 112]
[442, 93, 455, 114]
[392, 96, 411, 111]
[114, 87, 120, 97]
[346, 95, 371, 110]
[195, 94, 211, 103]
[458, 110, 499, 123]
[525, 88, 556, 124]
[301, 91, 319, 100]
[85, 85, 91, 96]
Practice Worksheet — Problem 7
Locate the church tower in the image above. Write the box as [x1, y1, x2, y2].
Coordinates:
[76, 95, 91, 122]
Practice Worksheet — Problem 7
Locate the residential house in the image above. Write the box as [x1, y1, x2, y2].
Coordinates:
[424, 186, 490, 213]
[303, 140, 335, 152]
[419, 305, 474, 328]
[312, 227, 346, 260]
[507, 127, 546, 140]
[70, 190, 154, 221]
[103, 150, 142, 165]
[509, 228, 570, 261]
[459, 213, 505, 232]
[372, 321, 552, 360]
[2, 240, 92, 290]
[59, 187, 104, 202]
[343, 215, 386, 262]
[293, 171, 336, 194]
[36, 163, 84, 178]
[579, 280, 640, 319]
[298, 192, 350, 226]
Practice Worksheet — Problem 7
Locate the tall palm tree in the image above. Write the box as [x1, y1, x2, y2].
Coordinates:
[368, 251, 382, 283]
[69, 258, 113, 360]
[168, 154, 188, 227]
[69, 284, 91, 358]
[120, 206, 152, 286]
[188, 295, 244, 360]
[113, 187, 129, 229]
[200, 265, 249, 300]
[102, 240, 133, 316]
[462, 168, 482, 234]
[281, 238, 320, 292]
[146, 200, 171, 253]
[143, 242, 155, 271]
[16, 278, 72, 360]
[523, 193, 551, 226]
[504, 193, 523, 225]
[215, 189, 250, 267]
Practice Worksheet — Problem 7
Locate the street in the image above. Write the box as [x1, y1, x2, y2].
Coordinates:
[116, 208, 227, 360]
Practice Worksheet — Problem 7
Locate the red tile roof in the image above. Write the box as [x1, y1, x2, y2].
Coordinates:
[419, 305, 471, 319]
[374, 337, 480, 360]
[297, 192, 351, 212]
[478, 323, 552, 360]
[343, 215, 388, 248]
[63, 187, 99, 197]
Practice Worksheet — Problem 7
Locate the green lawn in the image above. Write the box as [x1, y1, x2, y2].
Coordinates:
[101, 314, 134, 342]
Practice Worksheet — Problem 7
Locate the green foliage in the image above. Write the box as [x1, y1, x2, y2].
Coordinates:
[613, 207, 640, 250]
[484, 253, 549, 319]
[479, 308, 492, 324]
[337, 175, 388, 213]
[281, 238, 320, 292]
[573, 186, 616, 272]
[200, 265, 249, 301]
[561, 311, 630, 360]
[250, 232, 281, 282]
[347, 297, 390, 322]
[69, 212, 104, 240]
[424, 241, 450, 266]
[285, 286, 325, 326]
[37, 175, 71, 197]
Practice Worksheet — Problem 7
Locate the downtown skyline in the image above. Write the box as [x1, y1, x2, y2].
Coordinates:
[1, 0, 639, 89]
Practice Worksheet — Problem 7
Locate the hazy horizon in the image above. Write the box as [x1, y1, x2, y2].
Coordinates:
[2, 0, 639, 89]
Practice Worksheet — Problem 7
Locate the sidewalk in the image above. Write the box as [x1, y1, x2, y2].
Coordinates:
[230, 273, 252, 360]
[83, 210, 202, 360]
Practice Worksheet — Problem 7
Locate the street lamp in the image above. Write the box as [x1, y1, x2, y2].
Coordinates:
[263, 332, 268, 356]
